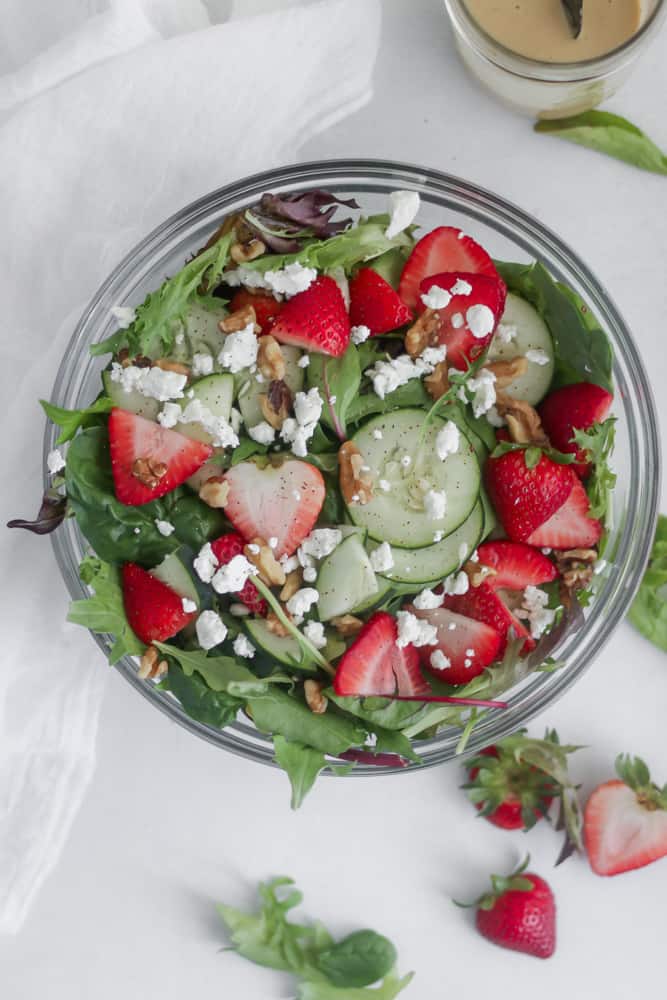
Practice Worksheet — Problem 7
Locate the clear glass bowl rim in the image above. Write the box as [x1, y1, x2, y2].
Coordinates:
[47, 158, 661, 777]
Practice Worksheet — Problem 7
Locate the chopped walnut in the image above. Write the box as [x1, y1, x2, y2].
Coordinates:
[266, 610, 291, 637]
[132, 457, 167, 489]
[424, 362, 451, 401]
[230, 238, 266, 263]
[118, 347, 131, 368]
[404, 308, 442, 358]
[244, 537, 286, 586]
[219, 303, 258, 334]
[138, 645, 168, 681]
[338, 441, 373, 505]
[495, 391, 549, 446]
[280, 569, 303, 603]
[304, 679, 328, 715]
[257, 335, 286, 380]
[464, 561, 498, 588]
[331, 614, 364, 636]
[198, 476, 229, 509]
[260, 379, 293, 430]
[485, 356, 529, 389]
[555, 548, 597, 591]
[154, 358, 190, 376]
[133, 354, 152, 369]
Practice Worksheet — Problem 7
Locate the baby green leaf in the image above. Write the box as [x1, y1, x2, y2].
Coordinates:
[628, 514, 667, 653]
[297, 969, 414, 999]
[163, 662, 243, 729]
[154, 643, 290, 697]
[41, 396, 114, 444]
[317, 930, 397, 988]
[535, 111, 667, 176]
[273, 736, 329, 809]
[572, 418, 616, 520]
[307, 346, 361, 440]
[248, 688, 365, 757]
[67, 556, 144, 664]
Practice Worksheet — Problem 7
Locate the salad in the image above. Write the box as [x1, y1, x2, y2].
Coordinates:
[14, 188, 616, 807]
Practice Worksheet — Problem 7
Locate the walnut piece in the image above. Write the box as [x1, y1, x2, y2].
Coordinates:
[230, 238, 266, 263]
[404, 308, 442, 358]
[495, 391, 549, 446]
[280, 569, 303, 603]
[485, 356, 529, 389]
[424, 361, 451, 401]
[463, 561, 498, 588]
[331, 614, 364, 636]
[138, 645, 168, 681]
[132, 457, 167, 489]
[219, 303, 258, 334]
[338, 441, 373, 506]
[555, 548, 597, 591]
[154, 358, 190, 376]
[266, 610, 291, 637]
[260, 379, 293, 430]
[198, 476, 229, 509]
[257, 335, 287, 380]
[244, 537, 286, 586]
[304, 678, 328, 715]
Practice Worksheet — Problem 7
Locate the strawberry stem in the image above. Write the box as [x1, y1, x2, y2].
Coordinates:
[251, 577, 335, 677]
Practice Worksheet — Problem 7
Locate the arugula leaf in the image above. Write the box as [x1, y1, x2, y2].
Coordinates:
[273, 736, 328, 809]
[628, 514, 667, 653]
[317, 931, 398, 989]
[572, 418, 616, 520]
[495, 260, 613, 393]
[307, 346, 361, 439]
[90, 232, 234, 358]
[163, 661, 243, 728]
[166, 494, 227, 549]
[535, 111, 667, 176]
[67, 556, 144, 664]
[154, 643, 290, 697]
[248, 688, 366, 756]
[297, 969, 414, 999]
[41, 396, 114, 444]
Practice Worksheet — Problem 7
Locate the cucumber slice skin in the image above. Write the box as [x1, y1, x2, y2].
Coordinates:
[348, 409, 481, 549]
[178, 373, 235, 443]
[348, 574, 393, 614]
[102, 369, 160, 421]
[237, 345, 304, 428]
[244, 620, 317, 673]
[488, 293, 555, 405]
[150, 550, 200, 606]
[317, 534, 379, 622]
[376, 500, 485, 586]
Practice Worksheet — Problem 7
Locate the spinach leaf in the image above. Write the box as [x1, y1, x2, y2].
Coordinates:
[231, 436, 267, 465]
[67, 556, 144, 664]
[535, 111, 667, 176]
[248, 689, 366, 756]
[496, 260, 613, 393]
[273, 736, 328, 809]
[307, 346, 361, 439]
[326, 693, 430, 733]
[347, 380, 430, 425]
[165, 661, 244, 728]
[155, 643, 290, 697]
[317, 930, 397, 989]
[372, 726, 422, 765]
[91, 231, 234, 358]
[572, 418, 616, 520]
[297, 970, 414, 1000]
[167, 494, 227, 548]
[628, 514, 667, 653]
[41, 395, 114, 444]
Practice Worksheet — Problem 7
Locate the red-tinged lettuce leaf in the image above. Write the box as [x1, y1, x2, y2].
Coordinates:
[7, 492, 67, 535]
[245, 190, 359, 252]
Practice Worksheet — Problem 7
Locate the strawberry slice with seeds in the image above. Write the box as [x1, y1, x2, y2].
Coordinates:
[418, 272, 506, 369]
[229, 289, 282, 333]
[333, 611, 430, 697]
[269, 275, 350, 356]
[526, 478, 602, 549]
[477, 541, 557, 591]
[398, 225, 502, 312]
[122, 563, 197, 644]
[484, 449, 575, 543]
[108, 408, 212, 506]
[348, 267, 412, 335]
[584, 754, 667, 876]
[539, 382, 613, 477]
[444, 582, 534, 655]
[410, 605, 502, 685]
[210, 532, 267, 616]
[222, 458, 325, 558]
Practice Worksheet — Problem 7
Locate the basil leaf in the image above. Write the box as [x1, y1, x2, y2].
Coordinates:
[41, 396, 114, 444]
[164, 661, 243, 729]
[317, 931, 397, 989]
[273, 736, 329, 810]
[307, 346, 361, 438]
[628, 514, 667, 653]
[248, 688, 366, 756]
[297, 970, 414, 1000]
[496, 259, 613, 393]
[535, 111, 667, 176]
[67, 556, 144, 664]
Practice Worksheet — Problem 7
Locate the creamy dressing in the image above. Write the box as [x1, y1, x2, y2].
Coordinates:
[464, 0, 642, 62]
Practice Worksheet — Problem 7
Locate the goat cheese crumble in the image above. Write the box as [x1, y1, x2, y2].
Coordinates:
[47, 449, 66, 474]
[350, 324, 371, 345]
[516, 585, 556, 639]
[385, 190, 420, 240]
[413, 588, 444, 610]
[525, 348, 551, 366]
[467, 369, 497, 418]
[430, 649, 451, 671]
[181, 598, 197, 613]
[192, 353, 214, 376]
[196, 610, 227, 651]
[369, 541, 394, 573]
[248, 421, 276, 445]
[395, 610, 437, 648]
[233, 634, 256, 659]
[421, 285, 451, 311]
[424, 489, 447, 520]
[154, 519, 175, 537]
[303, 621, 327, 649]
[109, 362, 187, 402]
[218, 324, 258, 373]
[286, 588, 319, 620]
[110, 305, 136, 328]
[435, 420, 460, 461]
[211, 554, 256, 594]
[465, 304, 496, 339]
[193, 542, 219, 583]
[443, 571, 469, 596]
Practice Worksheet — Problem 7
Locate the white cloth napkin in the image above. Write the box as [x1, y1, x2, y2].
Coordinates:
[0, 0, 381, 934]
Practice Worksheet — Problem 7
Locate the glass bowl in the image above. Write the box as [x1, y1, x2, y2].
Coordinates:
[47, 159, 660, 775]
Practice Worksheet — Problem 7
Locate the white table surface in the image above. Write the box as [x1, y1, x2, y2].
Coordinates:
[3, 1, 667, 996]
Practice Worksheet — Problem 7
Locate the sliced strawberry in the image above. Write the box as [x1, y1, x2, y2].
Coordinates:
[485, 450, 575, 543]
[418, 272, 506, 369]
[410, 605, 502, 685]
[584, 755, 667, 876]
[222, 458, 325, 558]
[333, 611, 430, 697]
[108, 408, 212, 506]
[348, 267, 412, 335]
[477, 541, 557, 591]
[229, 289, 282, 333]
[122, 562, 196, 644]
[526, 478, 602, 549]
[444, 582, 534, 654]
[210, 532, 267, 615]
[398, 226, 502, 312]
[269, 275, 349, 356]
[539, 382, 613, 477]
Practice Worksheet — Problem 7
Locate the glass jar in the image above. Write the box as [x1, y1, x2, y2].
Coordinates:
[442, 0, 667, 118]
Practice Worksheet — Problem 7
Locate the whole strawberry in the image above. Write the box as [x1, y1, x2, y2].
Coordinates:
[461, 858, 556, 959]
[584, 754, 667, 876]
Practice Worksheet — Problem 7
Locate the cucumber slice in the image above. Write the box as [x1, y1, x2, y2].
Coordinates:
[178, 373, 234, 443]
[376, 500, 484, 586]
[183, 302, 227, 359]
[488, 293, 555, 405]
[367, 247, 410, 290]
[244, 620, 317, 673]
[317, 534, 378, 621]
[349, 574, 393, 614]
[102, 369, 160, 421]
[237, 345, 304, 428]
[348, 409, 481, 549]
[480, 487, 497, 539]
[150, 551, 200, 607]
